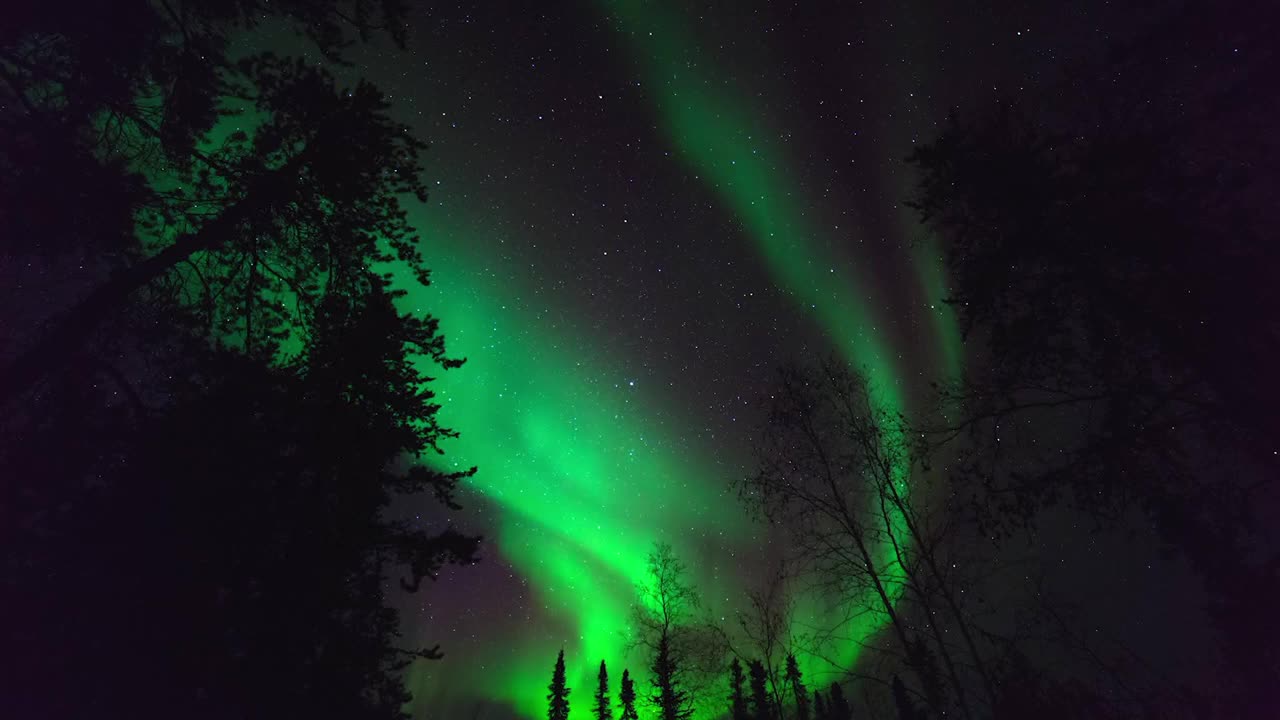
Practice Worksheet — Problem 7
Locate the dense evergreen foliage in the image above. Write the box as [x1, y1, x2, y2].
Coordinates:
[2, 2, 478, 717]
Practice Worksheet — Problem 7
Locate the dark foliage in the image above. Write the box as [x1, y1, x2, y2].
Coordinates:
[635, 543, 721, 720]
[1, 0, 436, 402]
[547, 649, 571, 720]
[784, 654, 810, 720]
[747, 659, 773, 720]
[826, 682, 851, 720]
[594, 660, 614, 720]
[651, 636, 691, 720]
[618, 668, 640, 720]
[3, 279, 479, 718]
[905, 4, 1279, 715]
[728, 658, 751, 720]
[891, 676, 921, 720]
[1, 1, 479, 718]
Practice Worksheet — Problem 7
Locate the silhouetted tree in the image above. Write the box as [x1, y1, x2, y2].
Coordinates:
[743, 362, 989, 718]
[548, 650, 571, 720]
[827, 683, 852, 720]
[619, 669, 640, 720]
[652, 636, 689, 720]
[5, 277, 480, 719]
[726, 564, 793, 716]
[748, 660, 775, 720]
[1, 2, 434, 405]
[784, 655, 810, 720]
[1, 3, 481, 719]
[594, 660, 614, 720]
[813, 690, 827, 720]
[633, 543, 724, 720]
[728, 658, 751, 720]
[905, 5, 1280, 713]
[892, 676, 921, 720]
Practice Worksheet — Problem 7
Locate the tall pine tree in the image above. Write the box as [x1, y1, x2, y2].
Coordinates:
[548, 650, 571, 720]
[619, 668, 640, 720]
[891, 675, 920, 720]
[594, 660, 614, 720]
[748, 659, 773, 720]
[828, 683, 852, 720]
[728, 658, 751, 720]
[784, 654, 810, 720]
[652, 635, 691, 720]
[813, 690, 828, 720]
[636, 544, 715, 720]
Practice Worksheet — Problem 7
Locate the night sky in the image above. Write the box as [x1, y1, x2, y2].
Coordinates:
[258, 2, 1155, 717]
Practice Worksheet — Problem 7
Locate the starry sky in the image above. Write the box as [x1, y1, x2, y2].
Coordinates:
[272, 2, 1140, 717]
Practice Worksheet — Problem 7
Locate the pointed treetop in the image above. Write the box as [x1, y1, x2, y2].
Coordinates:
[548, 649, 571, 720]
[619, 668, 640, 720]
[594, 659, 614, 720]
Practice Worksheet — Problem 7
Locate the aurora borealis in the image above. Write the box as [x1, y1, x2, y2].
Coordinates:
[299, 1, 1110, 717]
[8, 0, 1276, 717]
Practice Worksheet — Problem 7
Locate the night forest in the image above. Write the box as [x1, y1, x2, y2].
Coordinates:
[2, 1, 1277, 719]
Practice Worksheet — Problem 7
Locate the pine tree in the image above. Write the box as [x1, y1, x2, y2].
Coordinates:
[784, 654, 810, 720]
[636, 544, 713, 720]
[813, 689, 828, 720]
[828, 682, 852, 720]
[729, 658, 751, 720]
[748, 659, 773, 720]
[619, 668, 640, 720]
[548, 650, 571, 720]
[652, 635, 692, 720]
[594, 660, 614, 720]
[891, 675, 919, 720]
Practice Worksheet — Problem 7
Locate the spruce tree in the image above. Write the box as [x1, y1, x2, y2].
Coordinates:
[828, 682, 852, 720]
[729, 658, 751, 720]
[548, 650, 571, 720]
[891, 675, 919, 720]
[784, 654, 810, 720]
[594, 660, 614, 720]
[748, 659, 773, 720]
[619, 668, 640, 720]
[813, 689, 828, 720]
[636, 544, 711, 720]
[652, 635, 691, 720]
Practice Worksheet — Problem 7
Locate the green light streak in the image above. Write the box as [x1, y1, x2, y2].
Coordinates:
[142, 16, 965, 713]
[392, 207, 752, 718]
[598, 0, 916, 684]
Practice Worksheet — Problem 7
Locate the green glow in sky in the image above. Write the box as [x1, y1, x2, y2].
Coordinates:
[385, 3, 963, 715]
[599, 0, 917, 685]
[393, 207, 754, 718]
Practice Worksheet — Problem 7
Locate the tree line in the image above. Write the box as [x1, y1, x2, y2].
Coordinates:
[542, 650, 855, 720]
[540, 544, 856, 720]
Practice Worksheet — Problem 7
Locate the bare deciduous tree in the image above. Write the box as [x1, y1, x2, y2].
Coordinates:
[742, 360, 998, 718]
[632, 543, 727, 720]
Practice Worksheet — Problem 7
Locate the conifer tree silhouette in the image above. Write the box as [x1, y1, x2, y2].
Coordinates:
[548, 650, 571, 720]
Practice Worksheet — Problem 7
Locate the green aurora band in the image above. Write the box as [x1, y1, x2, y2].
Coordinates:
[395, 209, 755, 718]
[596, 0, 946, 693]
[149, 9, 960, 716]
[392, 3, 963, 716]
